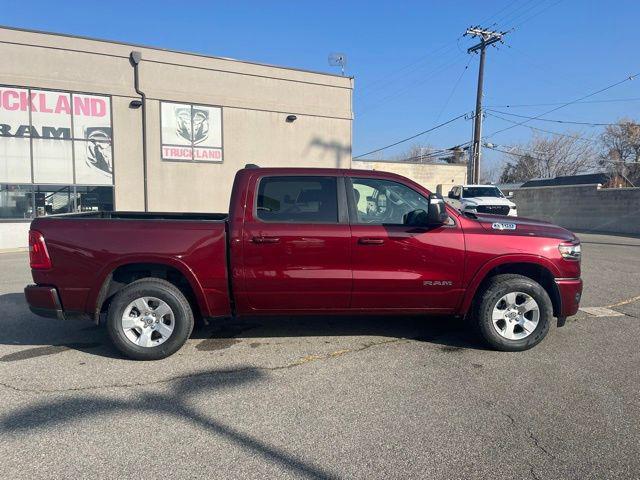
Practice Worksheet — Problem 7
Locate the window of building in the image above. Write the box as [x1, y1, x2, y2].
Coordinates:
[76, 186, 114, 212]
[0, 184, 33, 219]
[350, 177, 430, 225]
[160, 101, 223, 163]
[0, 85, 113, 186]
[0, 184, 114, 219]
[256, 176, 338, 223]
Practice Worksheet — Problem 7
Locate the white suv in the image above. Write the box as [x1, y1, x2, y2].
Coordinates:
[447, 185, 517, 216]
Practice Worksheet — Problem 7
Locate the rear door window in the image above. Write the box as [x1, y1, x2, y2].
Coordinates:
[256, 176, 338, 223]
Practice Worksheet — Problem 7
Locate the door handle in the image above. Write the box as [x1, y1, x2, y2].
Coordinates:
[252, 236, 280, 244]
[358, 238, 385, 245]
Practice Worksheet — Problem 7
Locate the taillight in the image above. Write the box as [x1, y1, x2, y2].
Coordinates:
[29, 230, 52, 270]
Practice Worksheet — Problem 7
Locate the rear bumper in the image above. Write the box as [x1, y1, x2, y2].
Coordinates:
[24, 285, 66, 320]
[555, 278, 583, 318]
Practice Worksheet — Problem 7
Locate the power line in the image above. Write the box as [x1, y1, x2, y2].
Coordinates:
[358, 41, 459, 95]
[357, 55, 467, 115]
[352, 112, 469, 159]
[485, 97, 640, 108]
[486, 109, 634, 127]
[483, 71, 640, 140]
[488, 0, 537, 28]
[485, 112, 597, 142]
[485, 144, 542, 160]
[502, 0, 565, 30]
[421, 57, 473, 144]
[486, 144, 639, 165]
[499, 44, 577, 92]
[371, 148, 464, 163]
[477, 0, 520, 27]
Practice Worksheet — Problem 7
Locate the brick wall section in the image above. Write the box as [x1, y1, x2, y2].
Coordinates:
[513, 184, 640, 235]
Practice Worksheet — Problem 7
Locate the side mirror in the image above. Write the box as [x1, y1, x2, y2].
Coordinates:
[403, 209, 429, 226]
[403, 194, 448, 227]
[427, 193, 448, 225]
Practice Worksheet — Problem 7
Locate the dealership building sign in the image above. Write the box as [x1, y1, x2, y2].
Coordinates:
[161, 102, 223, 162]
[0, 86, 113, 185]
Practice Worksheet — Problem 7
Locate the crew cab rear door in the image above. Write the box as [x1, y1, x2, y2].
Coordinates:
[347, 176, 465, 311]
[239, 174, 352, 311]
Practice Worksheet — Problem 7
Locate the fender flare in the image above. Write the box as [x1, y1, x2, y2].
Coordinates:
[85, 254, 210, 321]
[458, 254, 561, 315]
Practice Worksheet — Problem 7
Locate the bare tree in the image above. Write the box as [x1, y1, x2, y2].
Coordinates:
[498, 133, 597, 183]
[480, 163, 500, 184]
[389, 143, 468, 164]
[599, 119, 640, 185]
[390, 143, 437, 162]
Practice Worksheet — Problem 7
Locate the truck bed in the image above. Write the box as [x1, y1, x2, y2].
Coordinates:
[44, 211, 229, 221]
[29, 211, 231, 319]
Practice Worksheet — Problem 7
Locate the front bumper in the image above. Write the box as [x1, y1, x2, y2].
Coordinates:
[24, 285, 66, 320]
[555, 278, 583, 318]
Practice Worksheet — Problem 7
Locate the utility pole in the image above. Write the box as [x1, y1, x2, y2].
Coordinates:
[465, 27, 507, 184]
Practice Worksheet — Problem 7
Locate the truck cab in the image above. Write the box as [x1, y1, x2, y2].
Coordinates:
[447, 184, 518, 216]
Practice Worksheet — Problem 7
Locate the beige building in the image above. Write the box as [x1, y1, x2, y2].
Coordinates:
[352, 159, 467, 193]
[0, 26, 353, 248]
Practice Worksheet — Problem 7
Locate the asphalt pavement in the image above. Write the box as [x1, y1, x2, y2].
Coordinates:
[0, 232, 639, 479]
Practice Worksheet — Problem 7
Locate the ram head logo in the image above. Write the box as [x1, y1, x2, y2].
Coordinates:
[175, 107, 209, 145]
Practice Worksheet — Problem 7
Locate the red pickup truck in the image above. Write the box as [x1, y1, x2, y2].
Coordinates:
[25, 166, 582, 360]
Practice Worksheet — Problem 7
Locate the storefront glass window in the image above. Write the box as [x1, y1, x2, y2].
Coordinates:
[0, 184, 33, 219]
[76, 186, 114, 212]
[0, 184, 114, 219]
[0, 85, 113, 186]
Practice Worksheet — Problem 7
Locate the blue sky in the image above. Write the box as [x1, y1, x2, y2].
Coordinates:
[4, 0, 639, 171]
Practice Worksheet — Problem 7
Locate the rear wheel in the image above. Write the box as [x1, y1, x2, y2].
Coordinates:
[107, 278, 194, 360]
[475, 274, 552, 351]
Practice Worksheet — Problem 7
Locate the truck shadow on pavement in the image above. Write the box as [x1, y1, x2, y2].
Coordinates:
[0, 366, 338, 479]
[0, 292, 487, 362]
[193, 314, 487, 353]
[0, 292, 119, 361]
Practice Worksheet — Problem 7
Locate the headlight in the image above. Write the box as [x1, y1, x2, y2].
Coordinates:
[559, 242, 581, 260]
[510, 205, 517, 210]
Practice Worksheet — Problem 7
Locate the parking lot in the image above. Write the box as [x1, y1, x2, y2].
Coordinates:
[1, 232, 639, 479]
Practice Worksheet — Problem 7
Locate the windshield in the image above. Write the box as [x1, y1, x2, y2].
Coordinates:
[462, 186, 504, 198]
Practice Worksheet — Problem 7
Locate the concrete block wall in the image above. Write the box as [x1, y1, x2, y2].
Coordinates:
[513, 184, 640, 235]
[351, 160, 467, 193]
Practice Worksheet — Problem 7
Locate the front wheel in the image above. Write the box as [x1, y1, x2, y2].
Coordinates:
[475, 274, 552, 351]
[107, 278, 194, 360]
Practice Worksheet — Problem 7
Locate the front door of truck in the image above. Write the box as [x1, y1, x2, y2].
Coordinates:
[240, 174, 352, 311]
[348, 176, 465, 311]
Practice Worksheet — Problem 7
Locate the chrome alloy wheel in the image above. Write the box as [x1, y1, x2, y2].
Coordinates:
[121, 297, 175, 347]
[491, 292, 540, 340]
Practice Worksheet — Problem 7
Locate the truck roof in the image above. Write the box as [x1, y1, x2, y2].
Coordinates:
[458, 184, 500, 188]
[238, 166, 419, 178]
[236, 166, 434, 194]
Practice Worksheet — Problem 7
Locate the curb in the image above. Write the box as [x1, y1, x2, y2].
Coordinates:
[0, 247, 28, 254]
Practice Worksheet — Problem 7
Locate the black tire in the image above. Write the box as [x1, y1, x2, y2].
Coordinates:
[107, 278, 194, 360]
[474, 274, 552, 351]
